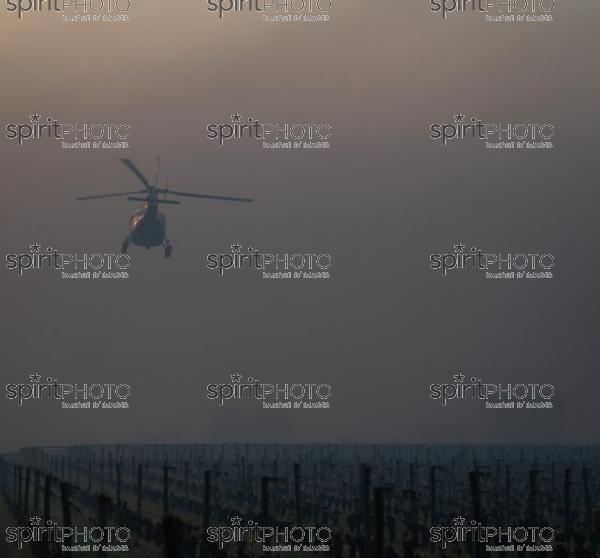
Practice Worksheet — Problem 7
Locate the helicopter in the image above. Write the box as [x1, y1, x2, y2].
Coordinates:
[77, 158, 253, 258]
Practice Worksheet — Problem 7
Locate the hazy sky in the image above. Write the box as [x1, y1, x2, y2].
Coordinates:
[0, 0, 598, 452]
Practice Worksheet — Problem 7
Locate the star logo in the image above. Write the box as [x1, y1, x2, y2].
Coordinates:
[453, 243, 465, 253]
[30, 243, 41, 253]
[30, 373, 41, 383]
[30, 113, 41, 123]
[231, 113, 241, 122]
[230, 373, 243, 383]
[30, 516, 42, 526]
[454, 516, 465, 526]
[230, 516, 242, 526]
[231, 243, 242, 253]
[453, 373, 465, 383]
[454, 113, 465, 123]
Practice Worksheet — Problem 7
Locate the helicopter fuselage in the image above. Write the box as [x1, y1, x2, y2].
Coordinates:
[78, 157, 251, 259]
[129, 204, 166, 248]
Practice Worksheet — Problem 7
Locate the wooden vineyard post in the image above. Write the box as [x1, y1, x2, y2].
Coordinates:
[246, 463, 254, 507]
[163, 463, 175, 518]
[23, 467, 30, 517]
[564, 468, 572, 542]
[469, 472, 483, 558]
[203, 470, 211, 530]
[184, 461, 190, 511]
[213, 470, 220, 516]
[60, 482, 72, 527]
[12, 463, 17, 509]
[294, 463, 302, 524]
[43, 474, 52, 522]
[97, 494, 109, 558]
[359, 464, 371, 557]
[241, 457, 246, 500]
[373, 487, 385, 558]
[17, 464, 23, 513]
[505, 465, 511, 525]
[163, 515, 182, 558]
[137, 463, 143, 518]
[33, 469, 40, 516]
[582, 468, 593, 546]
[261, 476, 270, 525]
[429, 466, 439, 525]
[116, 462, 122, 507]
[0, 458, 5, 495]
[528, 470, 538, 524]
[100, 458, 105, 495]
[130, 455, 136, 496]
[261, 476, 282, 525]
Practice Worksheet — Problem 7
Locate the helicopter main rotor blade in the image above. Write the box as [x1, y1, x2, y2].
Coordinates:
[164, 190, 253, 202]
[77, 189, 145, 201]
[120, 158, 151, 189]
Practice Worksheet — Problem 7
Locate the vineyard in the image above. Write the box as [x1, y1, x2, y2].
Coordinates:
[1, 444, 598, 557]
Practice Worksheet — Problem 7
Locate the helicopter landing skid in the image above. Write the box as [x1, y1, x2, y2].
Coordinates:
[163, 239, 173, 258]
